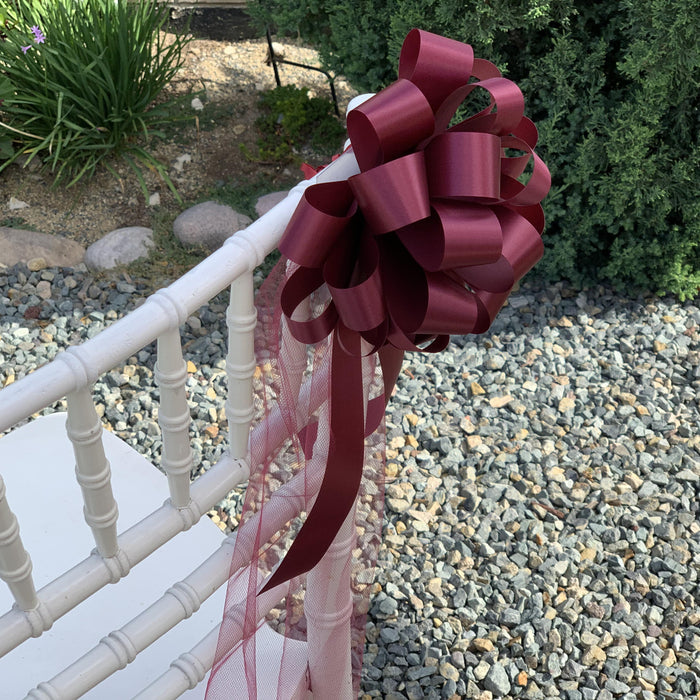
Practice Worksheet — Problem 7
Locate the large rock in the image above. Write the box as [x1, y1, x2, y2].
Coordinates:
[85, 226, 154, 271]
[255, 191, 288, 218]
[173, 201, 252, 251]
[0, 227, 85, 268]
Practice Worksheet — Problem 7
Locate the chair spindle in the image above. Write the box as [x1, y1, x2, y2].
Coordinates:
[156, 328, 194, 508]
[66, 388, 119, 558]
[225, 271, 257, 460]
[135, 573, 305, 700]
[0, 475, 39, 611]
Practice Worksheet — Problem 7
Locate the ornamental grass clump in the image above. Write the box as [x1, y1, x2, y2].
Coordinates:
[0, 0, 192, 195]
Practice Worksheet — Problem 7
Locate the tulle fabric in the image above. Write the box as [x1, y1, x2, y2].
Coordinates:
[205, 259, 388, 699]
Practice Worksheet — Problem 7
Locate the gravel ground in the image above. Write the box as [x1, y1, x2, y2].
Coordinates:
[1, 263, 699, 700]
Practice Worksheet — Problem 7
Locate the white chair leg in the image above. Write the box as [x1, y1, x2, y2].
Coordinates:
[304, 504, 357, 699]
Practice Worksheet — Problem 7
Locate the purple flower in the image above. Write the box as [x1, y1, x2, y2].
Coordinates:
[21, 45, 31, 54]
[31, 26, 45, 44]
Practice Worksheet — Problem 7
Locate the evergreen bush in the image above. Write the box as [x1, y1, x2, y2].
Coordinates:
[246, 84, 346, 163]
[249, 0, 700, 299]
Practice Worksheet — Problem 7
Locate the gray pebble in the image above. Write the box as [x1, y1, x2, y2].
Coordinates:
[483, 663, 511, 696]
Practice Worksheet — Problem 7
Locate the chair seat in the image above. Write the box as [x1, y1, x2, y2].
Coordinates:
[0, 413, 308, 699]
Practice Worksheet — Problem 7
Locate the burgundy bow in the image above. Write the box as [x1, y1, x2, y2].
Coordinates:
[261, 28, 550, 593]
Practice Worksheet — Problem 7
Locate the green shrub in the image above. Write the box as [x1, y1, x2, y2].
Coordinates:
[246, 84, 346, 162]
[250, 0, 700, 299]
[0, 0, 192, 196]
[247, 0, 576, 93]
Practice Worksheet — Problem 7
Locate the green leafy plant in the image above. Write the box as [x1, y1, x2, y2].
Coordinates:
[0, 74, 13, 159]
[245, 84, 345, 163]
[249, 0, 700, 299]
[0, 0, 193, 197]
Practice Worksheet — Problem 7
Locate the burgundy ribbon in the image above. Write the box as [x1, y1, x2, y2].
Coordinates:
[261, 28, 550, 593]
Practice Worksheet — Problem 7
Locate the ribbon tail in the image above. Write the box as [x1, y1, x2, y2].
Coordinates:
[378, 345, 404, 400]
[365, 345, 404, 435]
[260, 332, 366, 594]
[297, 421, 319, 460]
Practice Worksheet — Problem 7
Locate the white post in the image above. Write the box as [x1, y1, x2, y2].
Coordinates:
[304, 348, 375, 699]
[66, 388, 119, 558]
[304, 503, 357, 699]
[0, 475, 38, 611]
[225, 272, 257, 460]
[156, 328, 194, 508]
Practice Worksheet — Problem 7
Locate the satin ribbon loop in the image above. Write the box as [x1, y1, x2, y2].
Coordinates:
[280, 266, 338, 344]
[279, 181, 356, 267]
[324, 233, 387, 333]
[386, 324, 450, 353]
[346, 78, 434, 171]
[349, 151, 431, 233]
[398, 28, 475, 111]
[496, 206, 545, 280]
[455, 206, 544, 294]
[453, 76, 525, 136]
[398, 202, 502, 271]
[471, 57, 504, 81]
[456, 256, 515, 295]
[498, 140, 552, 207]
[335, 320, 388, 357]
[425, 132, 502, 201]
[473, 289, 511, 332]
[418, 272, 482, 335]
[511, 202, 546, 235]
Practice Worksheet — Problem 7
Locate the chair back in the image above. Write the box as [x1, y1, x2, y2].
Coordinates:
[0, 152, 361, 699]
